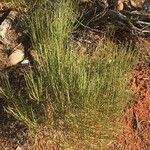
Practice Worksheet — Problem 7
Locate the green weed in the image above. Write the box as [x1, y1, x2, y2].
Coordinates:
[0, 0, 138, 148]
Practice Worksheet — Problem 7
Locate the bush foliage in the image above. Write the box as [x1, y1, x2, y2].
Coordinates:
[0, 0, 138, 148]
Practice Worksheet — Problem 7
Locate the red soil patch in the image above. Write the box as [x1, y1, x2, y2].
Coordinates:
[118, 39, 150, 150]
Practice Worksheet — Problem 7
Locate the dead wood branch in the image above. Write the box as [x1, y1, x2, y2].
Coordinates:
[79, 0, 150, 38]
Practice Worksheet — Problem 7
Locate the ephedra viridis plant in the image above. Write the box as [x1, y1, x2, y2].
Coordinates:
[0, 0, 138, 148]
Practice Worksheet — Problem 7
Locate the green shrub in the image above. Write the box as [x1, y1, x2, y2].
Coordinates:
[0, 0, 138, 148]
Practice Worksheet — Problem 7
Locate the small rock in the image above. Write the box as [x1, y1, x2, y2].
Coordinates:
[8, 49, 24, 66]
[16, 146, 23, 150]
[21, 59, 30, 65]
[116, 0, 124, 11]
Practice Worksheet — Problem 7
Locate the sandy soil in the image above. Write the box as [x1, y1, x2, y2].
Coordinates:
[117, 38, 150, 150]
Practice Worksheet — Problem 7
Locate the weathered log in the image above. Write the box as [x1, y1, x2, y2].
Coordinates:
[78, 0, 150, 37]
[0, 10, 18, 46]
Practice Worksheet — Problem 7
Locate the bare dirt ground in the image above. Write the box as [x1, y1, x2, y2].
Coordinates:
[0, 100, 28, 150]
[117, 38, 150, 150]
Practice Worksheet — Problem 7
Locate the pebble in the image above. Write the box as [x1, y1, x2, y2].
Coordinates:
[16, 146, 23, 150]
[21, 59, 30, 65]
[8, 49, 24, 66]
